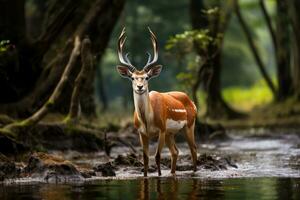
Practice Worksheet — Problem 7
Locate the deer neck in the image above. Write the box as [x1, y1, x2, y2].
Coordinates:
[133, 89, 152, 127]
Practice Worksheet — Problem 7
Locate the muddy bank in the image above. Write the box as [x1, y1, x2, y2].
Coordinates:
[0, 150, 239, 183]
[1, 129, 300, 183]
[0, 123, 106, 155]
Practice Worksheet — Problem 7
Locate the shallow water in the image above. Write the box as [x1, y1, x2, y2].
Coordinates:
[1, 130, 300, 199]
[1, 177, 299, 200]
[66, 131, 300, 179]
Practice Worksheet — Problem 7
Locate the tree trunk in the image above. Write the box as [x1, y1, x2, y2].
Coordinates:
[260, 0, 293, 101]
[205, 54, 240, 119]
[189, 0, 241, 119]
[68, 37, 93, 122]
[275, 0, 293, 101]
[287, 0, 300, 99]
[56, 0, 125, 116]
[234, 0, 277, 98]
[96, 65, 108, 111]
[0, 0, 26, 46]
[0, 0, 34, 102]
[0, 0, 125, 117]
[5, 37, 81, 130]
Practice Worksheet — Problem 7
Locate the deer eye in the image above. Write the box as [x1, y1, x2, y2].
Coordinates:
[145, 77, 149, 80]
[131, 77, 134, 80]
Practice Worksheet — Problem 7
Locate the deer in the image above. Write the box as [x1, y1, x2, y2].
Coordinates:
[116, 27, 198, 177]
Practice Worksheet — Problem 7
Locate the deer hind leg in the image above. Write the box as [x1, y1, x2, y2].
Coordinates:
[155, 131, 165, 176]
[139, 133, 149, 177]
[184, 121, 197, 171]
[166, 134, 179, 175]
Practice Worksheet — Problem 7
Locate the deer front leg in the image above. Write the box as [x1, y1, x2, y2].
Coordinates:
[139, 133, 149, 177]
[155, 131, 165, 176]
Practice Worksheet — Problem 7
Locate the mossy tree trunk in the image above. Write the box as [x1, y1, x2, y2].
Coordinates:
[0, 0, 125, 118]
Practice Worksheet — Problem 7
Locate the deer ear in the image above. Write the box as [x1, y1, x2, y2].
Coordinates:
[147, 65, 162, 79]
[116, 65, 132, 79]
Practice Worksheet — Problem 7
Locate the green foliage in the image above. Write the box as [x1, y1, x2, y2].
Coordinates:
[165, 29, 217, 92]
[165, 29, 213, 55]
[222, 79, 273, 111]
[0, 40, 10, 53]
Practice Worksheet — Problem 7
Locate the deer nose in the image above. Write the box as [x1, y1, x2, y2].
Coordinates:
[137, 85, 143, 90]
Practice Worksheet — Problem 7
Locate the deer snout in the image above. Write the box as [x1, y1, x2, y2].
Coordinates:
[137, 85, 143, 90]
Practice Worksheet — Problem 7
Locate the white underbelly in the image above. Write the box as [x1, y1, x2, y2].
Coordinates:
[166, 119, 187, 132]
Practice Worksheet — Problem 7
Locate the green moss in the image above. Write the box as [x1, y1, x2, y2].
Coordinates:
[0, 128, 16, 138]
[46, 100, 55, 108]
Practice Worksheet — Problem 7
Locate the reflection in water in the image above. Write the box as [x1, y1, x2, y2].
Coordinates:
[0, 178, 299, 200]
[138, 178, 224, 200]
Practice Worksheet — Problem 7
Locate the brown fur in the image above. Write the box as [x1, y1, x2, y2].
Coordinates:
[133, 90, 198, 176]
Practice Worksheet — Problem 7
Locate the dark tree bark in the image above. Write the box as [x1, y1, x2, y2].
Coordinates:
[189, 0, 241, 119]
[189, 0, 208, 29]
[34, 0, 81, 60]
[57, 0, 125, 116]
[234, 0, 277, 98]
[0, 0, 33, 102]
[0, 0, 26, 45]
[287, 0, 300, 99]
[275, 0, 293, 101]
[5, 37, 81, 130]
[260, 0, 293, 101]
[0, 0, 125, 117]
[96, 65, 108, 111]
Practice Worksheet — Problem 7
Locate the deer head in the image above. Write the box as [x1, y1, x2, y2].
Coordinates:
[116, 27, 162, 95]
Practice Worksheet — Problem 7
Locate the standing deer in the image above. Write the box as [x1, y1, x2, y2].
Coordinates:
[116, 27, 198, 177]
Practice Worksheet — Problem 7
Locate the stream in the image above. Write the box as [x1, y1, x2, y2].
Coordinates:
[1, 129, 300, 199]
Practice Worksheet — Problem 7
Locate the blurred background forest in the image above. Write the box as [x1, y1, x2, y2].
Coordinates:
[0, 1, 300, 195]
[1, 0, 300, 132]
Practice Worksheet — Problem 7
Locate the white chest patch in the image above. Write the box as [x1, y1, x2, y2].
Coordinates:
[166, 119, 187, 131]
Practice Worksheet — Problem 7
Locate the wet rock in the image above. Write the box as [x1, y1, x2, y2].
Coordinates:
[24, 152, 83, 182]
[222, 156, 238, 169]
[117, 123, 139, 145]
[113, 153, 143, 167]
[289, 155, 300, 170]
[94, 162, 116, 177]
[141, 165, 157, 173]
[197, 154, 237, 171]
[0, 153, 20, 181]
[78, 168, 96, 178]
[176, 164, 194, 171]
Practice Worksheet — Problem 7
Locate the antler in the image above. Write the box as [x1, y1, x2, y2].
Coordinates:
[118, 27, 136, 72]
[143, 27, 159, 72]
